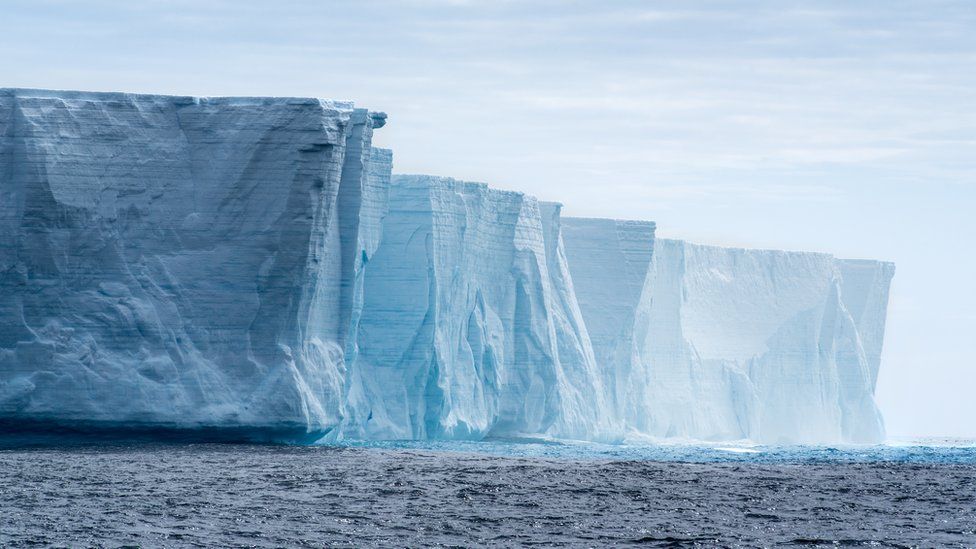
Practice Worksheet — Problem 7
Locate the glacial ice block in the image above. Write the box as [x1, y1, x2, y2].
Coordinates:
[0, 87, 896, 445]
[0, 88, 389, 440]
[562, 226, 895, 444]
[341, 176, 614, 440]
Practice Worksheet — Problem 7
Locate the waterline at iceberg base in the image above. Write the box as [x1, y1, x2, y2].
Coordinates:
[0, 89, 894, 445]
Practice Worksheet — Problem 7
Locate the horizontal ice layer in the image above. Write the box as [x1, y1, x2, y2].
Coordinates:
[0, 88, 389, 440]
[562, 224, 895, 444]
[341, 176, 613, 440]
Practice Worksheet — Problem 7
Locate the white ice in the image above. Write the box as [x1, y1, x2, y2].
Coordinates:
[0, 88, 895, 444]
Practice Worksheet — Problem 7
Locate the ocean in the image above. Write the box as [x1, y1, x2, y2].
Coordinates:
[1, 439, 974, 547]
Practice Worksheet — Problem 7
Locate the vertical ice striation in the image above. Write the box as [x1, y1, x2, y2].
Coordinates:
[560, 218, 657, 432]
[837, 259, 896, 387]
[338, 146, 393, 434]
[562, 227, 894, 444]
[537, 204, 617, 440]
[342, 176, 612, 440]
[834, 259, 896, 441]
[0, 89, 388, 440]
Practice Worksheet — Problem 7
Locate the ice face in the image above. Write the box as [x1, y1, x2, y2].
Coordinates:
[340, 177, 613, 440]
[561, 230, 895, 444]
[0, 88, 388, 440]
[560, 217, 657, 432]
[0, 88, 895, 444]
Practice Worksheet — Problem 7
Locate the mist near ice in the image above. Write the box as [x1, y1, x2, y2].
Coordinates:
[2, 0, 972, 437]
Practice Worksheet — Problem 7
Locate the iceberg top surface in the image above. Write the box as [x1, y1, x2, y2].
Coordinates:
[656, 238, 894, 268]
[0, 87, 387, 117]
[563, 215, 657, 230]
[392, 174, 533, 201]
[391, 178, 889, 266]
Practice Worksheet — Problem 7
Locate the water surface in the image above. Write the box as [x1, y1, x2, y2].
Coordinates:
[1, 440, 973, 547]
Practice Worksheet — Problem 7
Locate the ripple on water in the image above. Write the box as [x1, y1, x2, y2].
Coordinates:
[0, 441, 974, 547]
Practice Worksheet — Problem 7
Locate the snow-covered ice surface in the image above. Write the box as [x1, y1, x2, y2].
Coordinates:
[0, 89, 895, 444]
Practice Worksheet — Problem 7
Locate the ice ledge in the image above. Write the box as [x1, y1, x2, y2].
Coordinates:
[1, 87, 393, 126]
[562, 215, 658, 231]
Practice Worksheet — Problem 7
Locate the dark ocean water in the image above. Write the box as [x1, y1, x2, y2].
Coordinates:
[1, 440, 974, 547]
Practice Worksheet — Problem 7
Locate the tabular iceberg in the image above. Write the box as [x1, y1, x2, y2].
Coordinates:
[0, 88, 389, 440]
[0, 88, 895, 444]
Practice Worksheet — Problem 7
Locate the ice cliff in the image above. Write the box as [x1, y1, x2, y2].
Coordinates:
[0, 88, 389, 440]
[561, 226, 894, 444]
[340, 176, 612, 441]
[0, 88, 894, 444]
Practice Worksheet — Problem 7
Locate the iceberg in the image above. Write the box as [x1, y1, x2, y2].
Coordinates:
[0, 88, 895, 444]
[0, 88, 389, 440]
[561, 230, 895, 444]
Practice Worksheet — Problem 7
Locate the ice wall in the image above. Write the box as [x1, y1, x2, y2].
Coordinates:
[0, 88, 896, 445]
[0, 88, 388, 440]
[562, 226, 895, 444]
[341, 176, 613, 440]
[559, 218, 657, 431]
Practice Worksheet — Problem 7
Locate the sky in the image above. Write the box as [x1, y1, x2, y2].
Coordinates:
[3, 0, 974, 438]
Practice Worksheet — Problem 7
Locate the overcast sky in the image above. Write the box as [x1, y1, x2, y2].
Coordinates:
[4, 0, 974, 438]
